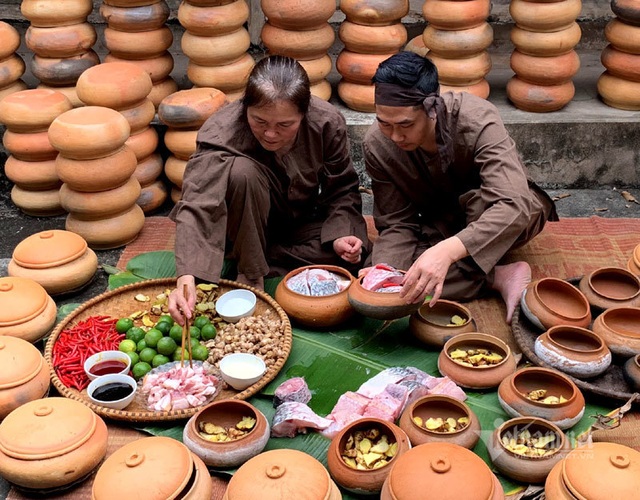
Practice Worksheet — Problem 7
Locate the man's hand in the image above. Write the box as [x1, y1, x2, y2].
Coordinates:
[168, 274, 197, 326]
[333, 236, 363, 264]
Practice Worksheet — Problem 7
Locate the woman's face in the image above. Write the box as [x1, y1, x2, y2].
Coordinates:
[247, 100, 304, 153]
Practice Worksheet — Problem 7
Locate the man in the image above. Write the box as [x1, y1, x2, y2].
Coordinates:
[363, 51, 557, 324]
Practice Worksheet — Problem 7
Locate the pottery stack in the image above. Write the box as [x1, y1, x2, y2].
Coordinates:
[76, 62, 167, 214]
[421, 0, 493, 98]
[49, 106, 146, 249]
[597, 1, 640, 110]
[181, 0, 254, 102]
[337, 0, 409, 112]
[261, 0, 336, 101]
[507, 0, 582, 112]
[21, 0, 99, 108]
[0, 22, 27, 102]
[158, 87, 227, 204]
[0, 89, 73, 216]
[99, 0, 178, 109]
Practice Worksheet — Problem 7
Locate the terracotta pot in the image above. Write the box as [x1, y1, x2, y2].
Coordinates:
[605, 18, 640, 54]
[0, 21, 20, 60]
[339, 21, 407, 54]
[60, 177, 142, 220]
[119, 98, 156, 134]
[612, 0, 640, 26]
[422, 0, 490, 30]
[398, 394, 480, 449]
[30, 51, 100, 86]
[422, 23, 493, 58]
[274, 265, 355, 328]
[630, 254, 640, 277]
[520, 277, 591, 330]
[341, 0, 409, 26]
[137, 179, 168, 213]
[164, 128, 198, 160]
[262, 0, 335, 30]
[437, 332, 517, 389]
[4, 157, 59, 190]
[224, 449, 341, 499]
[601, 45, 640, 82]
[132, 152, 164, 186]
[178, 0, 249, 36]
[488, 417, 570, 484]
[76, 61, 153, 109]
[497, 367, 585, 430]
[592, 306, 640, 357]
[65, 204, 146, 250]
[428, 51, 491, 85]
[99, 1, 170, 32]
[511, 23, 581, 57]
[0, 277, 57, 343]
[510, 50, 580, 86]
[623, 353, 640, 391]
[186, 54, 254, 93]
[148, 77, 179, 108]
[408, 299, 476, 348]
[104, 26, 173, 59]
[104, 52, 175, 83]
[337, 50, 397, 85]
[327, 418, 411, 496]
[261, 23, 335, 61]
[405, 34, 429, 58]
[348, 274, 421, 320]
[0, 88, 73, 133]
[186, 0, 238, 5]
[578, 266, 640, 310]
[338, 81, 375, 112]
[181, 29, 251, 65]
[170, 186, 182, 204]
[21, 0, 92, 27]
[298, 55, 333, 84]
[440, 79, 491, 99]
[165, 155, 187, 188]
[158, 87, 227, 129]
[0, 81, 28, 103]
[0, 56, 26, 89]
[126, 126, 159, 161]
[381, 442, 504, 500]
[26, 23, 96, 58]
[36, 83, 82, 108]
[507, 77, 575, 112]
[101, 0, 165, 7]
[310, 79, 332, 101]
[509, 0, 582, 33]
[597, 71, 640, 110]
[9, 186, 64, 217]
[535, 325, 612, 379]
[2, 129, 58, 162]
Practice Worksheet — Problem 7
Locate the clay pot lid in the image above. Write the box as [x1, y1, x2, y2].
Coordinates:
[12, 229, 88, 269]
[562, 442, 640, 499]
[0, 397, 98, 460]
[92, 436, 193, 500]
[0, 277, 48, 326]
[0, 336, 45, 389]
[386, 442, 496, 499]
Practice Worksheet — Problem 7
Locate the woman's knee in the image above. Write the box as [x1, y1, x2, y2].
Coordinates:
[228, 157, 267, 194]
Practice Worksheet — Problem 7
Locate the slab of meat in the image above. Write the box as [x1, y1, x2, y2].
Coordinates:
[361, 264, 404, 292]
[271, 402, 333, 438]
[273, 377, 312, 408]
[357, 366, 430, 398]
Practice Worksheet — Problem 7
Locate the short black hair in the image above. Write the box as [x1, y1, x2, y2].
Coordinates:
[372, 52, 439, 94]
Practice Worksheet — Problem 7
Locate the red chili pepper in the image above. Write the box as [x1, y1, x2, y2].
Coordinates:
[375, 264, 396, 272]
[381, 282, 401, 288]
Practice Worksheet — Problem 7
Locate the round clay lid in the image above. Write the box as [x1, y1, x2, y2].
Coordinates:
[226, 449, 332, 499]
[12, 229, 88, 269]
[92, 436, 193, 500]
[0, 397, 98, 460]
[562, 442, 640, 499]
[385, 442, 495, 499]
[0, 336, 44, 389]
[0, 277, 48, 326]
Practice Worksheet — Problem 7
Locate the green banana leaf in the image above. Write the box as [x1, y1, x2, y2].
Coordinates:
[108, 251, 176, 289]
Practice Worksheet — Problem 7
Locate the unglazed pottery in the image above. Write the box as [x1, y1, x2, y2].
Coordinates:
[510, 50, 580, 86]
[578, 266, 640, 310]
[612, 0, 640, 25]
[103, 26, 173, 60]
[104, 52, 175, 83]
[337, 80, 375, 112]
[262, 0, 334, 30]
[398, 394, 480, 449]
[261, 24, 335, 61]
[623, 353, 640, 391]
[511, 22, 582, 57]
[339, 21, 407, 54]
[337, 50, 397, 85]
[381, 442, 505, 500]
[598, 71, 640, 110]
[605, 18, 640, 55]
[428, 51, 492, 86]
[409, 299, 477, 347]
[0, 88, 73, 133]
[534, 325, 612, 378]
[497, 367, 585, 430]
[509, 0, 582, 33]
[26, 23, 97, 58]
[341, 0, 409, 26]
[348, 274, 421, 320]
[520, 277, 591, 330]
[629, 242, 640, 276]
[422, 0, 490, 30]
[0, 21, 20, 60]
[76, 61, 153, 109]
[99, 1, 170, 32]
[327, 418, 411, 496]
[507, 78, 575, 113]
[592, 306, 640, 357]
[65, 204, 146, 250]
[157, 87, 226, 129]
[177, 0, 249, 36]
[186, 54, 254, 93]
[298, 55, 333, 84]
[423, 23, 493, 58]
[20, 0, 92, 27]
[4, 157, 59, 190]
[437, 332, 517, 389]
[181, 29, 250, 65]
[183, 399, 270, 467]
[31, 51, 100, 86]
[9, 185, 64, 217]
[59, 177, 142, 220]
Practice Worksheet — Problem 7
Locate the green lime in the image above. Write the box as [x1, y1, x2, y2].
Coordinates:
[154, 321, 172, 335]
[193, 315, 210, 330]
[132, 361, 152, 380]
[139, 347, 158, 364]
[173, 347, 187, 362]
[152, 354, 171, 368]
[125, 351, 140, 367]
[118, 339, 137, 353]
[156, 336, 178, 356]
[125, 326, 146, 343]
[144, 328, 164, 348]
[158, 315, 175, 327]
[169, 324, 184, 345]
[136, 339, 147, 352]
[115, 317, 134, 334]
[189, 326, 201, 340]
[192, 344, 209, 361]
[200, 323, 217, 341]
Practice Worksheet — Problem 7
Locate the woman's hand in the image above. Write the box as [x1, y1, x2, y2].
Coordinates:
[168, 274, 197, 326]
[333, 236, 363, 264]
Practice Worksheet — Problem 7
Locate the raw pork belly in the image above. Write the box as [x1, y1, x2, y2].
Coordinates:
[273, 377, 312, 408]
[271, 402, 333, 438]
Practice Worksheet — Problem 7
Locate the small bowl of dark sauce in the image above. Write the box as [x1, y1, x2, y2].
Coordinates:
[87, 373, 137, 410]
[84, 350, 131, 381]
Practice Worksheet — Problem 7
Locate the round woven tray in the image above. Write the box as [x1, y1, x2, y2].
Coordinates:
[44, 278, 292, 422]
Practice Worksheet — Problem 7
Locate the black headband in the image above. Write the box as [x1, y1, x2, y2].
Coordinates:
[374, 82, 434, 107]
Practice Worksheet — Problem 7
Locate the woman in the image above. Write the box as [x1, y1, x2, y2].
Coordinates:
[169, 55, 369, 324]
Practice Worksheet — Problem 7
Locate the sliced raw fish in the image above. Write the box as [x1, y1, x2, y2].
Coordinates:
[271, 402, 333, 438]
[363, 383, 410, 421]
[428, 376, 467, 401]
[362, 264, 404, 291]
[286, 268, 350, 296]
[286, 270, 311, 295]
[357, 367, 427, 398]
[273, 376, 312, 408]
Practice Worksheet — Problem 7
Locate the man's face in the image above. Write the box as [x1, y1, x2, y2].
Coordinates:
[374, 104, 433, 151]
[247, 100, 304, 153]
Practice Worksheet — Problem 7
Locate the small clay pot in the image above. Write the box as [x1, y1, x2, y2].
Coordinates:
[341, 0, 409, 26]
[158, 87, 227, 129]
[592, 306, 640, 357]
[4, 157, 59, 190]
[612, 0, 640, 26]
[605, 18, 640, 55]
[262, 0, 334, 30]
[163, 128, 198, 160]
[137, 179, 168, 214]
[181, 29, 251, 66]
[337, 50, 396, 85]
[186, 54, 254, 93]
[0, 55, 25, 90]
[31, 51, 100, 87]
[132, 152, 163, 187]
[9, 185, 64, 217]
[165, 155, 187, 188]
[119, 98, 156, 135]
[507, 77, 575, 113]
[497, 367, 585, 430]
[299, 55, 333, 84]
[104, 52, 174, 84]
[339, 21, 407, 54]
[428, 51, 492, 86]
[597, 71, 640, 111]
[76, 61, 153, 109]
[178, 0, 249, 36]
[20, 0, 92, 27]
[423, 23, 493, 58]
[25, 23, 97, 58]
[578, 267, 640, 310]
[520, 277, 591, 330]
[0, 21, 20, 60]
[511, 22, 581, 57]
[0, 88, 73, 133]
[0, 277, 57, 343]
[488, 417, 570, 484]
[337, 80, 375, 113]
[440, 80, 491, 99]
[510, 49, 580, 86]
[327, 418, 411, 496]
[398, 394, 480, 449]
[509, 0, 582, 33]
[152, 76, 179, 107]
[99, 1, 170, 32]
[348, 274, 421, 321]
[103, 26, 173, 60]
[2, 129, 58, 162]
[409, 299, 477, 348]
[623, 353, 640, 391]
[125, 126, 159, 162]
[422, 0, 490, 30]
[65, 204, 146, 250]
[260, 23, 335, 61]
[437, 333, 517, 390]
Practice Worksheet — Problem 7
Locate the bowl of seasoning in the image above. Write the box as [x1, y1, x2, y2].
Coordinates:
[219, 353, 266, 391]
[216, 289, 257, 323]
[87, 373, 137, 410]
[84, 350, 131, 381]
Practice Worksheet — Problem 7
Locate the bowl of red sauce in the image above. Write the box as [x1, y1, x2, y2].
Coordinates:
[84, 350, 131, 381]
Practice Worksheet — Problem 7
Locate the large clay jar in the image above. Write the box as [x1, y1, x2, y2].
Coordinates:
[348, 274, 422, 320]
[422, 24, 493, 58]
[261, 0, 335, 30]
[520, 277, 591, 330]
[178, 0, 249, 36]
[65, 204, 146, 250]
[75, 61, 153, 109]
[99, 1, 170, 32]
[509, 0, 582, 33]
[591, 306, 640, 357]
[0, 277, 57, 343]
[25, 23, 96, 58]
[612, 0, 640, 25]
[422, 0, 491, 30]
[0, 88, 73, 133]
[605, 18, 640, 54]
[507, 78, 576, 113]
[260, 24, 335, 60]
[511, 23, 582, 57]
[20, 0, 92, 27]
[158, 87, 227, 129]
[339, 21, 407, 54]
[597, 71, 640, 110]
[578, 266, 640, 310]
[59, 177, 142, 220]
[623, 353, 640, 391]
[0, 398, 108, 492]
[510, 50, 581, 86]
[92, 436, 212, 500]
[408, 299, 476, 348]
[340, 0, 409, 26]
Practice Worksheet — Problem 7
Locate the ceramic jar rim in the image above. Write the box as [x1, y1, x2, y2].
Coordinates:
[191, 400, 258, 445]
[599, 307, 640, 337]
[282, 264, 353, 298]
[545, 325, 606, 353]
[355, 273, 403, 298]
[532, 278, 590, 321]
[587, 267, 640, 301]
[444, 332, 511, 369]
[510, 368, 577, 407]
[416, 300, 472, 327]
[409, 395, 472, 436]
[496, 417, 565, 460]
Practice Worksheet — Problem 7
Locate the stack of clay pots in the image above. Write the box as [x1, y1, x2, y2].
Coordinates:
[261, 0, 336, 101]
[49, 106, 146, 249]
[158, 87, 227, 203]
[597, 0, 640, 110]
[337, 0, 409, 112]
[100, 0, 177, 108]
[21, 0, 99, 108]
[0, 89, 73, 216]
[422, 0, 493, 98]
[181, 0, 254, 102]
[0, 22, 27, 102]
[76, 62, 166, 214]
[507, 0, 582, 112]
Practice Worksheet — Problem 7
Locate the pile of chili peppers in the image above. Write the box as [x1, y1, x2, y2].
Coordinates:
[52, 315, 124, 391]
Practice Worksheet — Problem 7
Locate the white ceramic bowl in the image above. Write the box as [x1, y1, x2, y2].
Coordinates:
[87, 373, 137, 410]
[216, 289, 257, 323]
[84, 349, 132, 381]
[219, 353, 266, 391]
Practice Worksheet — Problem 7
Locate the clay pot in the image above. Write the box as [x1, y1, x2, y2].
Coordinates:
[104, 52, 175, 84]
[381, 442, 505, 500]
[158, 87, 227, 129]
[119, 98, 156, 134]
[327, 418, 411, 496]
[60, 177, 142, 220]
[497, 367, 585, 430]
[8, 229, 98, 295]
[0, 55, 25, 89]
[612, 0, 640, 26]
[630, 254, 640, 277]
[9, 186, 64, 217]
[488, 417, 570, 484]
[0, 81, 28, 103]
[578, 266, 640, 310]
[104, 26, 173, 60]
[178, 0, 249, 36]
[186, 54, 254, 92]
[137, 179, 168, 213]
[511, 22, 582, 57]
[507, 77, 575, 112]
[545, 442, 640, 499]
[0, 277, 57, 343]
[398, 394, 480, 449]
[183, 399, 269, 467]
[422, 0, 490, 30]
[623, 353, 640, 391]
[224, 449, 341, 499]
[132, 153, 164, 186]
[597, 71, 640, 110]
[4, 157, 59, 190]
[310, 79, 332, 101]
[0, 398, 108, 492]
[408, 299, 476, 348]
[509, 0, 582, 33]
[0, 88, 73, 133]
[148, 77, 179, 108]
[437, 332, 517, 389]
[510, 50, 580, 86]
[262, 0, 335, 30]
[592, 306, 640, 357]
[31, 51, 100, 86]
[165, 155, 187, 188]
[299, 55, 333, 84]
[92, 436, 212, 500]
[0, 21, 20, 60]
[337, 81, 375, 112]
[339, 21, 407, 54]
[2, 129, 58, 162]
[423, 23, 493, 58]
[26, 23, 96, 58]
[101, 0, 167, 7]
[428, 51, 492, 85]
[99, 1, 170, 32]
[520, 277, 591, 330]
[65, 204, 146, 250]
[260, 23, 335, 61]
[405, 35, 429, 58]
[126, 126, 159, 161]
[337, 50, 397, 85]
[20, 0, 92, 27]
[36, 83, 82, 108]
[601, 45, 640, 82]
[535, 325, 611, 379]
[76, 61, 153, 109]
[341, 0, 409, 26]
[164, 129, 198, 160]
[0, 336, 50, 421]
[605, 18, 640, 55]
[348, 274, 421, 320]
[274, 265, 355, 328]
[440, 79, 491, 99]
[170, 186, 182, 204]
[181, 29, 251, 66]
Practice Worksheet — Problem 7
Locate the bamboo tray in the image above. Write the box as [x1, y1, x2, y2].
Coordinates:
[44, 278, 292, 422]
